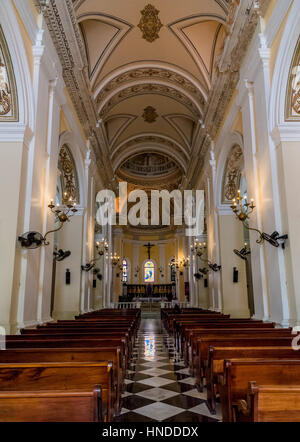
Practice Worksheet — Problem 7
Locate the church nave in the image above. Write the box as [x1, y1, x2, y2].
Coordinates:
[117, 317, 221, 422]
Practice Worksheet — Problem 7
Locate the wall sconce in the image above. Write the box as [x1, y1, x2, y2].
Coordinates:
[231, 190, 288, 248]
[82, 239, 109, 272]
[18, 193, 77, 249]
[193, 242, 221, 272]
[134, 266, 140, 278]
[180, 257, 190, 268]
[234, 243, 251, 261]
[111, 253, 120, 266]
[95, 238, 108, 256]
[191, 240, 207, 256]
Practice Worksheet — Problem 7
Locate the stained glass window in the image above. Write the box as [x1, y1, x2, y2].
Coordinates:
[122, 259, 128, 283]
[144, 260, 155, 283]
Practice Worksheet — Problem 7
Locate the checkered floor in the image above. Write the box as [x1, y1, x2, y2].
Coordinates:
[115, 318, 222, 422]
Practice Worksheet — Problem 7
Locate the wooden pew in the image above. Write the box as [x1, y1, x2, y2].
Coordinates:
[0, 347, 122, 416]
[206, 346, 300, 414]
[236, 382, 300, 422]
[218, 359, 300, 422]
[0, 361, 114, 421]
[178, 321, 276, 358]
[188, 328, 292, 377]
[0, 387, 102, 422]
[195, 336, 294, 389]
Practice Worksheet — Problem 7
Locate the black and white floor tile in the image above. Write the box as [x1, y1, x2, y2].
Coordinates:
[115, 318, 222, 422]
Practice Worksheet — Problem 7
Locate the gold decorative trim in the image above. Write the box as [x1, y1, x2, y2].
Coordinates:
[0, 26, 18, 122]
[138, 4, 163, 43]
[286, 35, 300, 121]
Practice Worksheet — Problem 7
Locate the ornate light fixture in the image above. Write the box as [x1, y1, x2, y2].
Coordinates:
[231, 190, 288, 248]
[95, 238, 109, 256]
[191, 240, 207, 256]
[191, 241, 221, 272]
[180, 257, 190, 268]
[82, 239, 108, 271]
[18, 192, 77, 249]
[111, 253, 120, 266]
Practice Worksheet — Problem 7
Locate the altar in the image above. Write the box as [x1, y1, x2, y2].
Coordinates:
[121, 284, 175, 302]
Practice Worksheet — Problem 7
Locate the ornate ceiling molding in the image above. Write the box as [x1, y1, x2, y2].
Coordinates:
[189, 0, 270, 187]
[111, 134, 189, 172]
[34, 0, 114, 187]
[78, 13, 133, 86]
[0, 26, 18, 121]
[138, 4, 163, 43]
[98, 82, 202, 118]
[93, 63, 207, 105]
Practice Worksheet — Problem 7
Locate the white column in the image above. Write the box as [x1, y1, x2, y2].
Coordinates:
[240, 81, 270, 321]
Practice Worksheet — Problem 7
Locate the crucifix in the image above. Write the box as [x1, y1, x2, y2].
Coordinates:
[144, 242, 155, 259]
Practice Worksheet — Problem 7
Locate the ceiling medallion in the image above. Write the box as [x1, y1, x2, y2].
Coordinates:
[138, 4, 163, 43]
[142, 106, 158, 123]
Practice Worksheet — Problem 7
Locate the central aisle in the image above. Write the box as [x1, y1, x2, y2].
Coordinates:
[115, 317, 222, 422]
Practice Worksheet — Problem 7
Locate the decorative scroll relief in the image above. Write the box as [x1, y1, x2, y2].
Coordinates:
[286, 37, 300, 120]
[95, 68, 206, 108]
[58, 145, 80, 203]
[222, 144, 243, 203]
[0, 26, 18, 121]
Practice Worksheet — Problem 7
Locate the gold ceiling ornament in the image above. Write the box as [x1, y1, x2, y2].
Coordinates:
[142, 105, 158, 123]
[138, 4, 163, 43]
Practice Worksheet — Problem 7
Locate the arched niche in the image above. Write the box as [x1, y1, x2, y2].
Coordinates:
[286, 35, 300, 121]
[221, 144, 244, 204]
[0, 25, 18, 121]
[58, 144, 80, 204]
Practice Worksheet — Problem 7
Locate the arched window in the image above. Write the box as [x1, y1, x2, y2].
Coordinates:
[144, 260, 155, 283]
[122, 259, 128, 283]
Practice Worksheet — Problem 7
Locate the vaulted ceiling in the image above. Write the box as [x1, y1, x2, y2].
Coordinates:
[73, 0, 229, 188]
[37, 0, 269, 190]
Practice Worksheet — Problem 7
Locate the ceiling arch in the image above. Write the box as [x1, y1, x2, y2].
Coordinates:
[111, 133, 189, 173]
[98, 81, 203, 118]
[93, 61, 208, 102]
